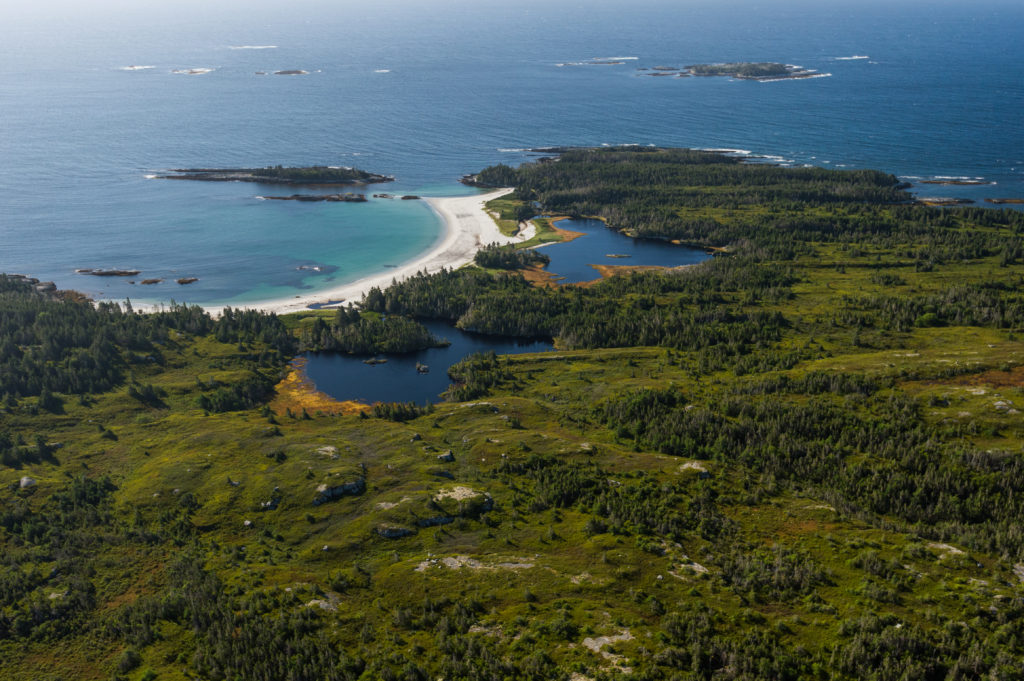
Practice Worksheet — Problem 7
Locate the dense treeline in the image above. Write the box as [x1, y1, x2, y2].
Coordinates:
[600, 385, 1024, 558]
[299, 306, 446, 354]
[0, 276, 292, 401]
[364, 259, 791, 352]
[474, 243, 550, 270]
[472, 149, 1024, 264]
[196, 371, 276, 413]
[0, 476, 117, 641]
[443, 351, 515, 402]
[496, 455, 728, 542]
[369, 401, 434, 421]
[838, 282, 1024, 333]
[0, 431, 57, 468]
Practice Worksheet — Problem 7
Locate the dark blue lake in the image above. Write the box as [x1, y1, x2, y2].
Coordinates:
[303, 320, 551, 405]
[540, 219, 711, 283]
[305, 220, 712, 404]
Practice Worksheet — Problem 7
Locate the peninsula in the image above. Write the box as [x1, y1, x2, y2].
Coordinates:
[156, 165, 394, 185]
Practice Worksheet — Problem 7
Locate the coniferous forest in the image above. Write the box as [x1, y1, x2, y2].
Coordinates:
[2, 149, 1024, 680]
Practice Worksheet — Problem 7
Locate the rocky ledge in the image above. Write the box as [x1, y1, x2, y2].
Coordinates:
[919, 179, 993, 186]
[76, 268, 141, 277]
[917, 198, 975, 206]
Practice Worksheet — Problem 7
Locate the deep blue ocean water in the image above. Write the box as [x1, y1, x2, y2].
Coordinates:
[2, 0, 1022, 307]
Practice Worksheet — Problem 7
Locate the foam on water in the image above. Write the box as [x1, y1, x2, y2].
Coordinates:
[835, 55, 869, 60]
[119, 65, 155, 71]
[759, 73, 832, 82]
[699, 148, 752, 156]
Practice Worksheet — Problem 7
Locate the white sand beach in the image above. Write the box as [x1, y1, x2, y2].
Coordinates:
[191, 188, 531, 315]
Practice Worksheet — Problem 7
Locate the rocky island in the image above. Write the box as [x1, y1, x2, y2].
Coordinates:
[639, 61, 827, 81]
[75, 268, 141, 277]
[156, 166, 394, 185]
[260, 193, 368, 202]
[919, 179, 993, 186]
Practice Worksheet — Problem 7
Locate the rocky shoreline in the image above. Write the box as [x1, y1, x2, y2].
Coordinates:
[917, 197, 975, 206]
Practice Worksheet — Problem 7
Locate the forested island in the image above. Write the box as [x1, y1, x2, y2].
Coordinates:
[3, 147, 1024, 680]
[157, 165, 394, 185]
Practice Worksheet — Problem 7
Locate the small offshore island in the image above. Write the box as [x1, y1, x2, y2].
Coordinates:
[156, 165, 394, 185]
[639, 61, 827, 81]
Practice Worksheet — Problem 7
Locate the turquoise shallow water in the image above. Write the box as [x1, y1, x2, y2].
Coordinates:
[1, 0, 1022, 306]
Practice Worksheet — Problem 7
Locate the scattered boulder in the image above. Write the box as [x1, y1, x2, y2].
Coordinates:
[417, 516, 455, 528]
[313, 477, 366, 505]
[376, 525, 414, 539]
[437, 450, 455, 463]
[433, 486, 494, 518]
[19, 476, 37, 489]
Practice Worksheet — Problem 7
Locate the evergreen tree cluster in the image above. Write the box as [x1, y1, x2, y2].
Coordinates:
[299, 306, 446, 354]
[0, 277, 293, 402]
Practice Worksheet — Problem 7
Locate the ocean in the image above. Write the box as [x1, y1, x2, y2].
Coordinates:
[2, 0, 1022, 307]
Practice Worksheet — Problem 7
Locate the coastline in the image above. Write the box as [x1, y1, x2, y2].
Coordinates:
[138, 188, 522, 315]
